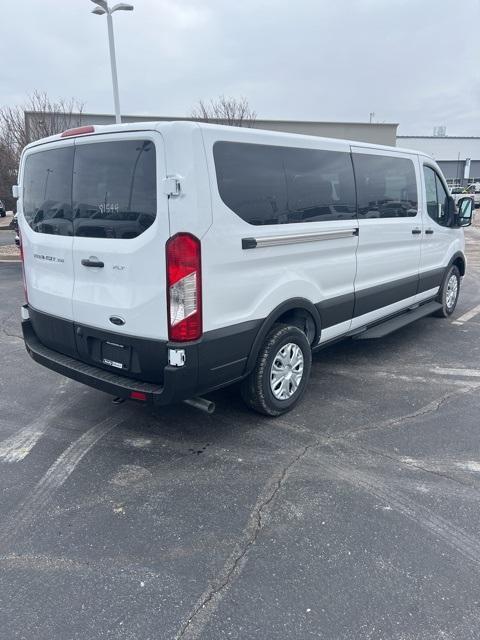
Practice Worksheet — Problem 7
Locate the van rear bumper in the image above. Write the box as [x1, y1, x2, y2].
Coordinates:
[22, 319, 195, 405]
[22, 312, 262, 404]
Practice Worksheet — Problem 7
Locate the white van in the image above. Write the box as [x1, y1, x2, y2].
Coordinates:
[15, 122, 474, 416]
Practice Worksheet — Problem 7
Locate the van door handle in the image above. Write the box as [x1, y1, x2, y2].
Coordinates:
[81, 258, 104, 268]
[411, 228, 421, 235]
[425, 229, 434, 235]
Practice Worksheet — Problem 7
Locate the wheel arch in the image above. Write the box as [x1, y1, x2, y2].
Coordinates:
[435, 251, 466, 308]
[450, 251, 466, 277]
[245, 298, 321, 374]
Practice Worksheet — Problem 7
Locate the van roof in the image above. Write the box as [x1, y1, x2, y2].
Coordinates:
[24, 119, 433, 160]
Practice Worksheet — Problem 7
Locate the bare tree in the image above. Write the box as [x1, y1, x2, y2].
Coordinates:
[0, 91, 84, 209]
[191, 95, 256, 127]
[0, 139, 17, 211]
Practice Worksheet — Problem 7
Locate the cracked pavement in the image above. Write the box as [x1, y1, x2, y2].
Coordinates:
[1, 224, 480, 640]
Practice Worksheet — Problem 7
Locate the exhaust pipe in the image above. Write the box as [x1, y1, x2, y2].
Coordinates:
[183, 396, 216, 414]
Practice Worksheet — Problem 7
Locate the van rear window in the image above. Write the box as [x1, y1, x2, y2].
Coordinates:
[22, 147, 74, 236]
[22, 140, 156, 239]
[73, 140, 156, 239]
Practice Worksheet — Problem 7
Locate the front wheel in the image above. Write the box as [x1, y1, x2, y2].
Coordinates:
[433, 265, 461, 318]
[241, 324, 312, 416]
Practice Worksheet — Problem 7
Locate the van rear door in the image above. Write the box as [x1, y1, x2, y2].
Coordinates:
[70, 132, 170, 342]
[20, 138, 76, 322]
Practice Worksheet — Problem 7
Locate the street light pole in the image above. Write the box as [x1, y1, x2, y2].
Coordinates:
[90, 1, 134, 125]
[106, 11, 121, 123]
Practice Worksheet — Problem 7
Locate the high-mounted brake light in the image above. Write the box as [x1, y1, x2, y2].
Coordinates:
[166, 233, 202, 342]
[60, 125, 95, 138]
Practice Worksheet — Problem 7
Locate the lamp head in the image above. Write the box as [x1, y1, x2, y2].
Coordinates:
[90, 0, 108, 9]
[111, 3, 134, 12]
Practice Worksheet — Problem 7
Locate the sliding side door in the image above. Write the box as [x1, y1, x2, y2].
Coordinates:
[351, 148, 422, 329]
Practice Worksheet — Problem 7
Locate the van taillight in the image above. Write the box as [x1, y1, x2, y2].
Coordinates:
[166, 233, 202, 342]
[18, 230, 28, 303]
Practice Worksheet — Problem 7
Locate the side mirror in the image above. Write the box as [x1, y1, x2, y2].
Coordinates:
[12, 185, 19, 199]
[457, 197, 474, 227]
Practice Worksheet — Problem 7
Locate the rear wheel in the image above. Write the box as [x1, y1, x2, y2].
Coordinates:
[433, 265, 461, 317]
[241, 324, 312, 416]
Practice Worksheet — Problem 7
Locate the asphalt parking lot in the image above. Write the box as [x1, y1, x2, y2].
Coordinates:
[1, 227, 480, 640]
[0, 229, 15, 247]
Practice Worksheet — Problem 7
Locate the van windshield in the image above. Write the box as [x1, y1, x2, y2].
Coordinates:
[22, 139, 157, 239]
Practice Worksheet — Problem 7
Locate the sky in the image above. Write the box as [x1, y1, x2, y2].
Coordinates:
[1, 0, 480, 135]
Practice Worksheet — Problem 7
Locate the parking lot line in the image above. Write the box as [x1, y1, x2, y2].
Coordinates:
[0, 426, 44, 463]
[317, 452, 480, 566]
[0, 378, 73, 463]
[430, 367, 480, 378]
[452, 303, 480, 325]
[0, 410, 131, 548]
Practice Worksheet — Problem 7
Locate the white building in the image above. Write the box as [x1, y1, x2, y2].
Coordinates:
[24, 110, 479, 186]
[397, 136, 480, 186]
[24, 111, 398, 146]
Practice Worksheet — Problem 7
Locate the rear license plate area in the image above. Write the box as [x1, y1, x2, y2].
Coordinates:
[101, 341, 131, 370]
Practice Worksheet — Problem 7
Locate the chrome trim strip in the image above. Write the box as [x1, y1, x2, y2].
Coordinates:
[242, 228, 358, 249]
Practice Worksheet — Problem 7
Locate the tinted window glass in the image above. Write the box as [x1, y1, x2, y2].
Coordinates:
[285, 148, 356, 222]
[435, 174, 450, 226]
[73, 140, 156, 239]
[353, 153, 418, 218]
[423, 166, 450, 227]
[23, 147, 74, 236]
[214, 143, 288, 225]
[424, 166, 437, 218]
[213, 142, 356, 225]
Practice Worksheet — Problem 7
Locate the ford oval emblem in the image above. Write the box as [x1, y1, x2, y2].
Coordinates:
[109, 316, 125, 326]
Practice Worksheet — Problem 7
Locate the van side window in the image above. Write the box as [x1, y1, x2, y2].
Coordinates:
[423, 166, 450, 227]
[353, 153, 418, 218]
[285, 148, 356, 223]
[214, 143, 288, 225]
[213, 142, 356, 225]
[22, 147, 74, 236]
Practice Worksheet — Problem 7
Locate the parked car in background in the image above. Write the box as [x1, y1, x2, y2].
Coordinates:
[465, 183, 480, 208]
[450, 187, 474, 207]
[0, 199, 6, 217]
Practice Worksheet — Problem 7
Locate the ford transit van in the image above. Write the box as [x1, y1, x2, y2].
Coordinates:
[15, 122, 473, 415]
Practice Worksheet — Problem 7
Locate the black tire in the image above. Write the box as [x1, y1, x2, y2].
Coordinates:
[0, 212, 5, 218]
[240, 323, 312, 417]
[433, 265, 461, 318]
